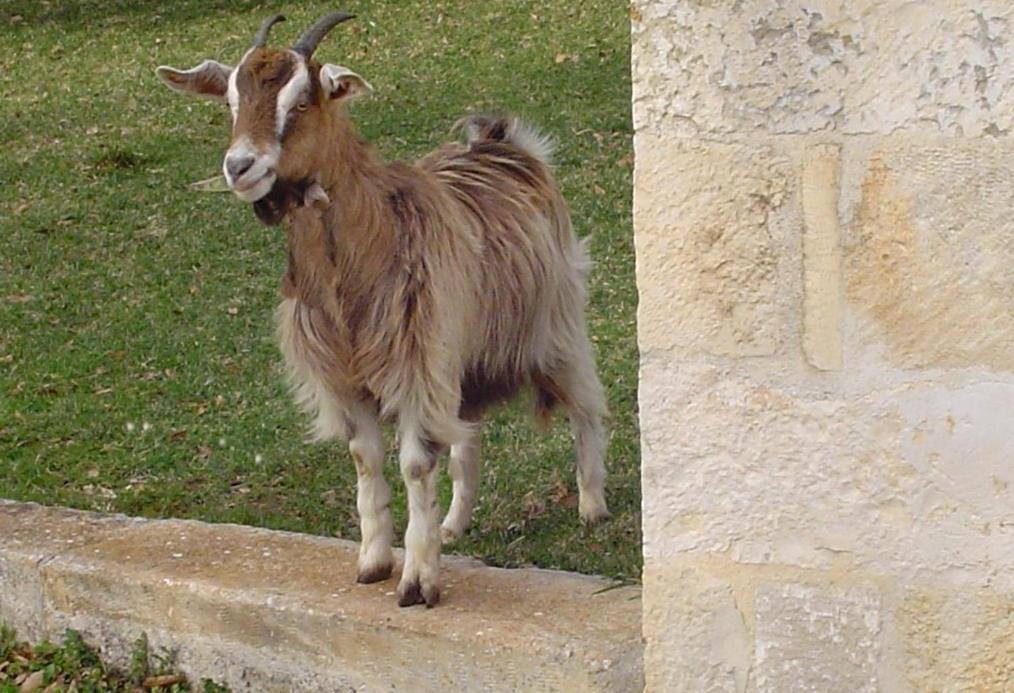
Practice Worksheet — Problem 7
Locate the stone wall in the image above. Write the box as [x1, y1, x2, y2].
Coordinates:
[631, 2, 1014, 690]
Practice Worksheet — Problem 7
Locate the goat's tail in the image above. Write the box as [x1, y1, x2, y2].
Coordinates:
[453, 114, 555, 167]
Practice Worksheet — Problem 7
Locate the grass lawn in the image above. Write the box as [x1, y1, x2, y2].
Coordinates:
[0, 624, 226, 692]
[0, 1, 639, 580]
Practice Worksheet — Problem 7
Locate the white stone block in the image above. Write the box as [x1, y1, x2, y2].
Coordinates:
[755, 583, 881, 692]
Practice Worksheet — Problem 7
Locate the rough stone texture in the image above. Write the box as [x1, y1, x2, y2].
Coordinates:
[634, 0, 1014, 690]
[845, 141, 1014, 371]
[754, 584, 880, 692]
[0, 502, 145, 644]
[632, 1, 1014, 138]
[896, 588, 1014, 692]
[0, 501, 642, 692]
[642, 560, 750, 692]
[640, 359, 1014, 586]
[801, 144, 843, 371]
[634, 136, 795, 358]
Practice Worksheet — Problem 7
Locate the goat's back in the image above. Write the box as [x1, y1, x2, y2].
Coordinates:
[419, 117, 592, 416]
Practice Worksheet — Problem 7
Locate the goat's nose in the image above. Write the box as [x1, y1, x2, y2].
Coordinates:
[225, 154, 255, 180]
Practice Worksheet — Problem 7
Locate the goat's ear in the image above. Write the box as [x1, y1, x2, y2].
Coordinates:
[155, 60, 232, 103]
[319, 64, 373, 102]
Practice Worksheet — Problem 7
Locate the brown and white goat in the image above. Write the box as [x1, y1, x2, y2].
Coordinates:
[156, 12, 609, 607]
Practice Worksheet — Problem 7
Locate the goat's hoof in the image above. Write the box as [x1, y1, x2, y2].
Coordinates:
[356, 562, 394, 584]
[579, 504, 611, 525]
[440, 524, 462, 545]
[397, 578, 440, 608]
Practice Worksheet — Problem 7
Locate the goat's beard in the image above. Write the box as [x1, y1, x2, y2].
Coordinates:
[252, 178, 310, 226]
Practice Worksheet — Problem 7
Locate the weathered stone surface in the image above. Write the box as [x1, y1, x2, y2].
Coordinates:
[960, 593, 1014, 690]
[0, 501, 642, 692]
[754, 583, 881, 692]
[632, 0, 1014, 137]
[634, 0, 1014, 689]
[0, 501, 143, 643]
[845, 141, 1014, 371]
[642, 560, 750, 693]
[897, 588, 1014, 691]
[801, 143, 843, 371]
[634, 135, 795, 358]
[639, 358, 1014, 589]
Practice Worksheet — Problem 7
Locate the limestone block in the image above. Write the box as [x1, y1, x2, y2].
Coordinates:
[632, 0, 1013, 137]
[639, 357, 1014, 589]
[754, 583, 881, 692]
[957, 593, 1014, 690]
[845, 141, 1014, 371]
[898, 588, 1014, 691]
[0, 502, 643, 692]
[0, 501, 142, 643]
[642, 560, 751, 693]
[634, 135, 795, 358]
[801, 144, 843, 371]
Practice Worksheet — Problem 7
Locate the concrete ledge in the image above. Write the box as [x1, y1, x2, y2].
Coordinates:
[0, 500, 642, 691]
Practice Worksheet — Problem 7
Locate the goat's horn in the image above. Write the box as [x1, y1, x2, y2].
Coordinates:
[293, 11, 355, 58]
[252, 14, 286, 48]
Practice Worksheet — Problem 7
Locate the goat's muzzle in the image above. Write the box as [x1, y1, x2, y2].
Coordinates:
[223, 139, 279, 204]
[230, 167, 276, 203]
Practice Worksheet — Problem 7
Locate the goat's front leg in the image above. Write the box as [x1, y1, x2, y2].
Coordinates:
[348, 404, 394, 584]
[396, 423, 443, 607]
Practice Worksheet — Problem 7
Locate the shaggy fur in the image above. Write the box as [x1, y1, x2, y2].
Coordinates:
[158, 27, 609, 608]
[278, 116, 604, 446]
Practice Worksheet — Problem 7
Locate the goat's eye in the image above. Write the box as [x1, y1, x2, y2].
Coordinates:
[295, 102, 309, 113]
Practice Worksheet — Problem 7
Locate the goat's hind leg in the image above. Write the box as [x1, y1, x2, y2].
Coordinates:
[347, 403, 394, 584]
[538, 347, 610, 524]
[441, 426, 481, 543]
[571, 403, 609, 523]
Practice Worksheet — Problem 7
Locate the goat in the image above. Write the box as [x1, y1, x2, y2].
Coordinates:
[156, 12, 609, 607]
